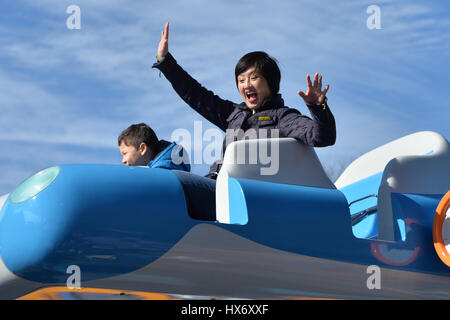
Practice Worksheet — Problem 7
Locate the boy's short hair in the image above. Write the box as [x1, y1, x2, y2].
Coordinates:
[234, 51, 281, 95]
[118, 123, 160, 157]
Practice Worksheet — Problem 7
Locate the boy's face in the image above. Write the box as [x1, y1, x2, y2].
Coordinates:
[119, 141, 149, 166]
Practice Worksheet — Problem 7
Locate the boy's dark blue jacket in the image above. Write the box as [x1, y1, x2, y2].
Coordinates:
[153, 52, 336, 175]
[148, 140, 190, 172]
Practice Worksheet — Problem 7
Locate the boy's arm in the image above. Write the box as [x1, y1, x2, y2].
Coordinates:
[152, 52, 236, 131]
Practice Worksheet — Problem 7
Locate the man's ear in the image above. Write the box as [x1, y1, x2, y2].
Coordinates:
[139, 142, 148, 156]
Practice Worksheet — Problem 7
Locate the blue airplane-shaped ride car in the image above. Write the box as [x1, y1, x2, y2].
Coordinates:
[0, 130, 449, 299]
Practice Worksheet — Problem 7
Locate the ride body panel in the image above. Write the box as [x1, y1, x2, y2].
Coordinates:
[0, 162, 449, 299]
[217, 177, 450, 275]
[220, 177, 355, 257]
[338, 171, 382, 239]
[0, 164, 195, 283]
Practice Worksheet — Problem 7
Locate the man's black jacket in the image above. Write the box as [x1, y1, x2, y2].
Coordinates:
[153, 52, 336, 175]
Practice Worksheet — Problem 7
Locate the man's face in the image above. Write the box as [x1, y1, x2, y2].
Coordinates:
[237, 67, 272, 111]
[119, 141, 148, 166]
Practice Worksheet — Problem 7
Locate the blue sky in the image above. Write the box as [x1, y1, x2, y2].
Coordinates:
[1, 0, 449, 194]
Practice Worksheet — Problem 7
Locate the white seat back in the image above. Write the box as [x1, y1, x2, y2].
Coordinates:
[216, 138, 335, 224]
[336, 131, 450, 240]
[335, 131, 447, 189]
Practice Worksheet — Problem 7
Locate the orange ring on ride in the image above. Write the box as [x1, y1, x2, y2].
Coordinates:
[433, 190, 450, 267]
[370, 218, 421, 267]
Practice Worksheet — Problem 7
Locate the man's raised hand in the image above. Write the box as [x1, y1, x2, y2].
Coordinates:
[157, 22, 169, 61]
[298, 73, 329, 105]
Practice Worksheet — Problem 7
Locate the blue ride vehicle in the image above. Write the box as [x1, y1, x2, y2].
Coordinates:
[0, 130, 449, 299]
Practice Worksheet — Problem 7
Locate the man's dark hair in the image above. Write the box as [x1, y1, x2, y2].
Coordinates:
[118, 123, 159, 158]
[235, 51, 281, 95]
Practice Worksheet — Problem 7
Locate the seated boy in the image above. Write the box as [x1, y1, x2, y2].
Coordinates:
[118, 123, 190, 171]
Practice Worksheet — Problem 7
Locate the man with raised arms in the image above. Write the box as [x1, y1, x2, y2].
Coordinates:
[152, 22, 336, 221]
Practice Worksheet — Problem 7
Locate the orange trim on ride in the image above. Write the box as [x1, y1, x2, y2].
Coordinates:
[17, 287, 181, 300]
[18, 287, 340, 300]
[287, 296, 341, 300]
[433, 190, 450, 268]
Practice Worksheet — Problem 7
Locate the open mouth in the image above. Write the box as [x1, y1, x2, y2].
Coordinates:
[246, 92, 258, 104]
